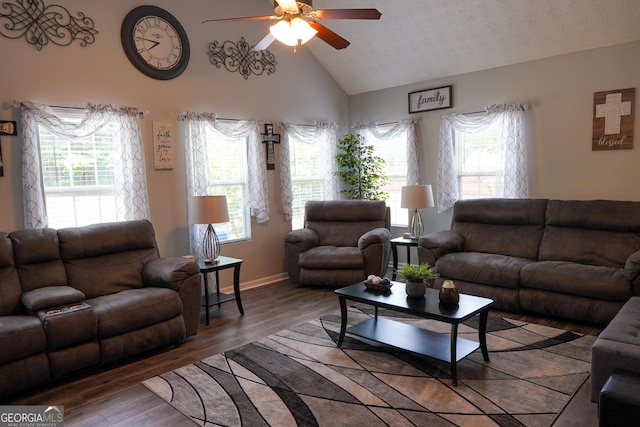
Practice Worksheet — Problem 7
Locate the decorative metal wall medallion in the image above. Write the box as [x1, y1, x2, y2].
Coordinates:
[0, 0, 97, 50]
[207, 37, 277, 80]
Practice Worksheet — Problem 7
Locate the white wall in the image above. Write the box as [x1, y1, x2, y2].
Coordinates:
[0, 0, 349, 284]
[349, 41, 640, 234]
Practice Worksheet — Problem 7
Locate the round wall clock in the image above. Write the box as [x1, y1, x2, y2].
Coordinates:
[121, 6, 190, 80]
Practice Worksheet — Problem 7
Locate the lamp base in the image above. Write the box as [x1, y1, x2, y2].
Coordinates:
[203, 258, 220, 264]
[409, 208, 424, 240]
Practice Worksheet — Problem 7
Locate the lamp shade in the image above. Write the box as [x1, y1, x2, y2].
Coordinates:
[189, 195, 229, 225]
[400, 185, 434, 209]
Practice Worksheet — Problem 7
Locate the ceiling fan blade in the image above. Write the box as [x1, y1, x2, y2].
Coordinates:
[252, 33, 276, 51]
[312, 9, 382, 20]
[202, 15, 276, 24]
[275, 0, 299, 13]
[307, 22, 350, 50]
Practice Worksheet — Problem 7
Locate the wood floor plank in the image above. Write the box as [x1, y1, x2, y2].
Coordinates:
[6, 280, 603, 426]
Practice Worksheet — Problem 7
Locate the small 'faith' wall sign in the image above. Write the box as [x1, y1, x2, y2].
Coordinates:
[592, 88, 635, 151]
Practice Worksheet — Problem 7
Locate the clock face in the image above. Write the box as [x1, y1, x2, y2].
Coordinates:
[121, 6, 190, 80]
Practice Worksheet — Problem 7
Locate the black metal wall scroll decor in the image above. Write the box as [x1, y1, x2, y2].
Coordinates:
[0, 0, 98, 50]
[207, 37, 277, 80]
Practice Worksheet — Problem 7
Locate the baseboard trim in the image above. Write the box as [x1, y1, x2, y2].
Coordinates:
[219, 273, 288, 293]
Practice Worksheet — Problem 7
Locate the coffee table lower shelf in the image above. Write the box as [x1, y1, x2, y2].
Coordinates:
[347, 317, 480, 364]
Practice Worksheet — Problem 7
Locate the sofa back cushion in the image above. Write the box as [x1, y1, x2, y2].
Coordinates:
[452, 198, 548, 259]
[305, 200, 388, 247]
[58, 220, 159, 298]
[539, 200, 640, 267]
[10, 228, 67, 293]
[0, 233, 22, 315]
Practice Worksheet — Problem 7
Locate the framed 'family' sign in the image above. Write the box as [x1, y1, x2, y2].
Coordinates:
[408, 85, 452, 114]
[592, 88, 635, 151]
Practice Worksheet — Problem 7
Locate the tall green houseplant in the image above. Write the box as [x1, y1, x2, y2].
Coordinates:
[335, 133, 388, 200]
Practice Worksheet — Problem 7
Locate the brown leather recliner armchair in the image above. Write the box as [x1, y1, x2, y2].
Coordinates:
[284, 200, 391, 287]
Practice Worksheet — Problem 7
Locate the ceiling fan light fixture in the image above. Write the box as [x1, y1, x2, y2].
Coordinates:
[269, 18, 317, 47]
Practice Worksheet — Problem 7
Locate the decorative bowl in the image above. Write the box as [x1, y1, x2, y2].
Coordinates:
[363, 280, 393, 292]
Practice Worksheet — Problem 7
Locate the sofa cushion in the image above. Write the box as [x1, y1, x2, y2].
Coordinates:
[0, 315, 47, 364]
[435, 252, 534, 289]
[521, 261, 631, 301]
[451, 198, 547, 259]
[58, 220, 159, 298]
[10, 228, 67, 292]
[21, 286, 85, 312]
[299, 246, 364, 269]
[539, 226, 640, 267]
[86, 287, 183, 337]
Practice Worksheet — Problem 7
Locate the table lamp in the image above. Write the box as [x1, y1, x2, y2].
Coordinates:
[189, 195, 229, 264]
[401, 184, 434, 239]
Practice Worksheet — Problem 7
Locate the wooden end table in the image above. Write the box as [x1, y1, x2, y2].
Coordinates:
[390, 237, 419, 280]
[335, 282, 493, 385]
[198, 256, 244, 325]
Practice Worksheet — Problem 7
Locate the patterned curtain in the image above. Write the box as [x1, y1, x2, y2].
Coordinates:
[16, 101, 149, 228]
[353, 119, 420, 186]
[278, 121, 338, 221]
[181, 112, 267, 254]
[437, 103, 529, 213]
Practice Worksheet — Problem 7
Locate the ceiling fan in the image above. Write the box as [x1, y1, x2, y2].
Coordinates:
[203, 0, 381, 52]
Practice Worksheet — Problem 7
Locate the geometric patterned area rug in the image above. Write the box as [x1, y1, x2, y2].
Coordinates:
[143, 305, 596, 427]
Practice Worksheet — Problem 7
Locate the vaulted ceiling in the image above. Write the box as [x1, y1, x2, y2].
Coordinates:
[282, 0, 640, 95]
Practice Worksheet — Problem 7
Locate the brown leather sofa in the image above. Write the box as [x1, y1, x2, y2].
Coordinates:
[0, 219, 201, 398]
[284, 200, 391, 287]
[418, 198, 640, 324]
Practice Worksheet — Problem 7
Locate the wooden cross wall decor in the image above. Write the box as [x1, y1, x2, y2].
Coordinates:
[261, 124, 280, 170]
[592, 88, 635, 151]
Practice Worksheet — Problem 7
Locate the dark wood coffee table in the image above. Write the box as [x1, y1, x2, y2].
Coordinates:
[335, 282, 493, 385]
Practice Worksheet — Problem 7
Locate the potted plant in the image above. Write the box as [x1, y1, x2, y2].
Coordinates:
[335, 133, 388, 200]
[398, 263, 437, 298]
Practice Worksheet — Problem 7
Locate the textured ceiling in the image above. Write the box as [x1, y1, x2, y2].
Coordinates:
[289, 0, 640, 95]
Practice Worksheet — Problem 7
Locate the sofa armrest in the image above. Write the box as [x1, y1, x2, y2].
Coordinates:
[360, 228, 391, 277]
[284, 228, 319, 252]
[358, 227, 391, 252]
[625, 250, 640, 282]
[417, 230, 465, 266]
[143, 257, 200, 291]
[143, 257, 201, 337]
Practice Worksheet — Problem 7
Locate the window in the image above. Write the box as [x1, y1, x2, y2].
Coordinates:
[38, 110, 117, 228]
[280, 122, 338, 230]
[369, 128, 409, 226]
[357, 120, 419, 228]
[201, 126, 250, 241]
[18, 102, 149, 230]
[437, 104, 529, 212]
[183, 114, 267, 257]
[455, 121, 499, 199]
[289, 134, 325, 230]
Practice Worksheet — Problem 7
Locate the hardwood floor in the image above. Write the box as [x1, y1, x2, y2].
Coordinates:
[7, 280, 603, 426]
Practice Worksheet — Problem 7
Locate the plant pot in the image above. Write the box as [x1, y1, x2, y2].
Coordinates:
[439, 280, 460, 305]
[405, 281, 426, 298]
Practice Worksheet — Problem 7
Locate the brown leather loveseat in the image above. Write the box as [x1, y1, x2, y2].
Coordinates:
[418, 198, 640, 324]
[0, 219, 201, 398]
